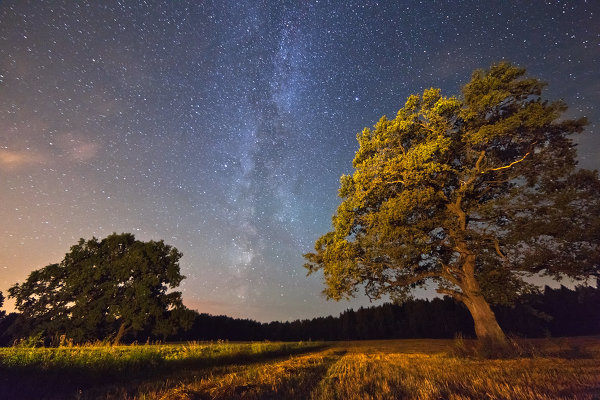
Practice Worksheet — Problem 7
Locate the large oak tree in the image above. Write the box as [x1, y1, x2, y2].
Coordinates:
[305, 62, 600, 346]
[9, 233, 190, 344]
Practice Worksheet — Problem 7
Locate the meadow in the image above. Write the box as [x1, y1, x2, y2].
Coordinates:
[1, 337, 599, 399]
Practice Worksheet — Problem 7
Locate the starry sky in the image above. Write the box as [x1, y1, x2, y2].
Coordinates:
[1, 1, 599, 322]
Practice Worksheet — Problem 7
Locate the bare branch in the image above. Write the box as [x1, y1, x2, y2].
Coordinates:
[494, 239, 508, 261]
[483, 151, 531, 173]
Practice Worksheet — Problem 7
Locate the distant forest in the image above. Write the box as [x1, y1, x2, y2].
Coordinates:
[1, 285, 597, 345]
[175, 285, 600, 342]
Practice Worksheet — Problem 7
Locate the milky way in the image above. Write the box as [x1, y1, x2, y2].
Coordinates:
[1, 1, 599, 321]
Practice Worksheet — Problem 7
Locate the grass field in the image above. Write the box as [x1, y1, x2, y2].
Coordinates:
[1, 337, 599, 399]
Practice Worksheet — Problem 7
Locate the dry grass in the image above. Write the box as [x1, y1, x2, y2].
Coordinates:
[144, 348, 342, 400]
[148, 337, 600, 400]
[315, 352, 600, 400]
[2, 337, 600, 399]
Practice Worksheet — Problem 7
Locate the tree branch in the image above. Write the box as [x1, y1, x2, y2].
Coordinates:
[446, 200, 468, 231]
[459, 150, 487, 190]
[388, 179, 404, 185]
[419, 122, 435, 133]
[483, 151, 531, 173]
[474, 150, 486, 173]
[441, 263, 464, 286]
[436, 288, 466, 302]
[478, 233, 509, 262]
[494, 239, 508, 261]
[387, 271, 443, 288]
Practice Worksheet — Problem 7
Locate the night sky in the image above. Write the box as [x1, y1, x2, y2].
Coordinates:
[1, 1, 599, 322]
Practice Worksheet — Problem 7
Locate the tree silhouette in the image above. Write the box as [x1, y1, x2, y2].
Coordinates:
[9, 233, 189, 344]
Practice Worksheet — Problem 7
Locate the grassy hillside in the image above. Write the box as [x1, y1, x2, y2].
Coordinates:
[1, 338, 599, 399]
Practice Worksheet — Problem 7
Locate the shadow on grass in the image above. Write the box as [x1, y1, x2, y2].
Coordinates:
[450, 335, 598, 360]
[187, 349, 348, 400]
[0, 344, 330, 400]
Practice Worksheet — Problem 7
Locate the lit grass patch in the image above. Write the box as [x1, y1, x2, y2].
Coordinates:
[314, 350, 600, 399]
[0, 341, 320, 372]
[149, 348, 340, 399]
[2, 338, 599, 399]
[0, 341, 324, 399]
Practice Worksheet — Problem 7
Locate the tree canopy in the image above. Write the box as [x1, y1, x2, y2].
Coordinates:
[304, 62, 600, 346]
[9, 233, 190, 344]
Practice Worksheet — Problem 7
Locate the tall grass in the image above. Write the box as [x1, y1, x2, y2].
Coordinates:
[0, 341, 319, 371]
[0, 341, 323, 399]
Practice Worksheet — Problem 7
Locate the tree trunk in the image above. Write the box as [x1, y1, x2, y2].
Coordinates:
[463, 290, 507, 345]
[459, 251, 507, 347]
[113, 322, 128, 345]
[448, 200, 507, 348]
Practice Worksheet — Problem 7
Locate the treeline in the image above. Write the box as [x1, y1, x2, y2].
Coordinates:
[174, 285, 600, 342]
[0, 285, 598, 345]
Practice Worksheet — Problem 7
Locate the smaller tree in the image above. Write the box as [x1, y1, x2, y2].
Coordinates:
[9, 233, 189, 344]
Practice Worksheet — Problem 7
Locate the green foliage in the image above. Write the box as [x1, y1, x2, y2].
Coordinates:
[305, 62, 599, 319]
[8, 233, 190, 344]
[0, 341, 317, 372]
[0, 341, 324, 398]
[14, 332, 45, 348]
